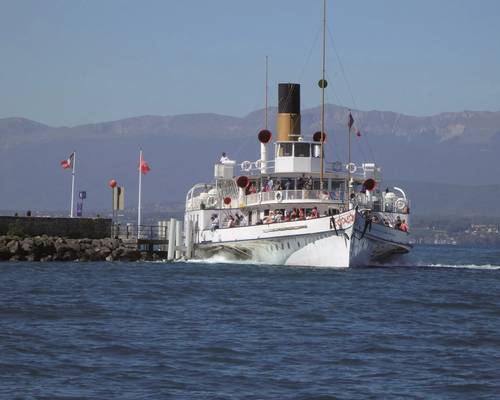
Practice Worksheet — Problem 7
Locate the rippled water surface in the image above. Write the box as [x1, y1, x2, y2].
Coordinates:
[1, 245, 500, 399]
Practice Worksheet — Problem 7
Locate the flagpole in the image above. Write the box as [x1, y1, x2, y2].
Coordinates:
[70, 151, 76, 218]
[347, 114, 351, 209]
[138, 149, 143, 237]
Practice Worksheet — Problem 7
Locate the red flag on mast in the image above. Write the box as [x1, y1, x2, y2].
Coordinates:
[139, 153, 151, 174]
[60, 152, 75, 169]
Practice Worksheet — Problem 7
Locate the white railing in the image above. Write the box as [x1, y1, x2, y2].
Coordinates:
[238, 160, 276, 175]
[237, 159, 376, 179]
[186, 189, 345, 211]
[245, 190, 343, 206]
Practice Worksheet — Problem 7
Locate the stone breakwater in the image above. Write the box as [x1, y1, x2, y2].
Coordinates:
[0, 235, 163, 262]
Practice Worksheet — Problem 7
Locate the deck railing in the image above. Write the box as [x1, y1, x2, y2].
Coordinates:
[245, 190, 345, 205]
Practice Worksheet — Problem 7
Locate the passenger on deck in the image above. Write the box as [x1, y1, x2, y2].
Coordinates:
[395, 216, 402, 230]
[211, 214, 219, 231]
[227, 216, 235, 228]
[234, 214, 242, 226]
[284, 178, 292, 191]
[264, 211, 275, 224]
[267, 178, 274, 191]
[283, 211, 291, 222]
[239, 214, 248, 226]
[275, 179, 283, 190]
[275, 210, 283, 222]
[220, 152, 229, 164]
[290, 208, 297, 221]
[299, 208, 305, 220]
[249, 183, 257, 194]
[400, 220, 409, 232]
[297, 175, 305, 190]
[311, 207, 319, 218]
[305, 176, 313, 190]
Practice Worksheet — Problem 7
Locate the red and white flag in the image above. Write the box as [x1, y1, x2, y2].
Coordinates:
[139, 153, 151, 174]
[60, 152, 75, 170]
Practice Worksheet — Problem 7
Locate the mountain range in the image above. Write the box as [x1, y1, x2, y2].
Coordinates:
[1, 105, 500, 216]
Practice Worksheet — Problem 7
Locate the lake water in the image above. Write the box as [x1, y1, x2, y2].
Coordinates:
[1, 245, 499, 399]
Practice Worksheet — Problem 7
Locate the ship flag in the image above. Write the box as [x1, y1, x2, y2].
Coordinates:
[60, 152, 75, 169]
[348, 112, 354, 131]
[347, 111, 361, 137]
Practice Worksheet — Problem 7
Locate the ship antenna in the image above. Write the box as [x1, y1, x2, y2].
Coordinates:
[319, 0, 327, 190]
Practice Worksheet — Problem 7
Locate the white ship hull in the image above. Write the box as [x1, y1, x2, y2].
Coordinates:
[192, 210, 411, 268]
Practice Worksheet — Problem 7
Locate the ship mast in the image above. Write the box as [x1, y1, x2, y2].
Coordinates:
[265, 55, 269, 130]
[319, 0, 327, 190]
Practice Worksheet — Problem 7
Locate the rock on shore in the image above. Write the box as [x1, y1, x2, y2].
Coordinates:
[0, 235, 163, 262]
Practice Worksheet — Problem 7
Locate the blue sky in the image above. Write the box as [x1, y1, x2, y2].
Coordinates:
[1, 0, 499, 126]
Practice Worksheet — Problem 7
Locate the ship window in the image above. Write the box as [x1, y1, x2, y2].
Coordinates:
[294, 143, 310, 157]
[277, 143, 293, 157]
[312, 143, 321, 158]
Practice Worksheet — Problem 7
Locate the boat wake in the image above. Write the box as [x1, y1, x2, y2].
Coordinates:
[374, 259, 500, 270]
[176, 256, 269, 266]
[421, 263, 500, 270]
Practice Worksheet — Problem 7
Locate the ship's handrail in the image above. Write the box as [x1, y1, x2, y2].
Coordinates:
[245, 189, 344, 206]
[186, 189, 345, 211]
[187, 187, 411, 215]
[238, 159, 276, 175]
[237, 160, 377, 179]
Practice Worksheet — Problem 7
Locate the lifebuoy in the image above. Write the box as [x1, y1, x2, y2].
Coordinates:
[206, 196, 217, 208]
[254, 159, 262, 169]
[347, 163, 357, 174]
[332, 161, 343, 172]
[241, 161, 251, 171]
[275, 191, 283, 202]
[395, 199, 406, 211]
